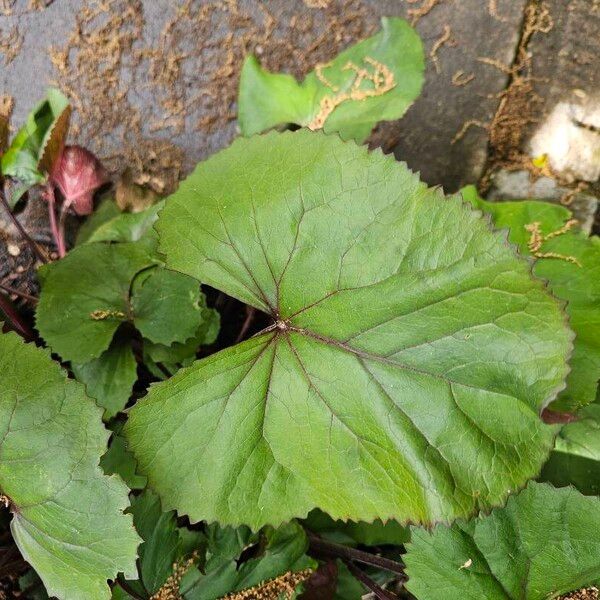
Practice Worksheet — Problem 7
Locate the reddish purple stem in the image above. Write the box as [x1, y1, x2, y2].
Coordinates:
[46, 185, 66, 258]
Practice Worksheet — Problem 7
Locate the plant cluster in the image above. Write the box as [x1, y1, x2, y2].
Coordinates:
[0, 16, 599, 600]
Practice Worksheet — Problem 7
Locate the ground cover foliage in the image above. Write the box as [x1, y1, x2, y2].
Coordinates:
[0, 15, 599, 600]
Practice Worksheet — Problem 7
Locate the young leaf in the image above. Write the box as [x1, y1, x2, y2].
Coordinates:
[72, 333, 138, 418]
[553, 402, 600, 461]
[84, 200, 165, 244]
[143, 303, 220, 366]
[126, 490, 204, 595]
[76, 197, 122, 245]
[180, 521, 314, 600]
[238, 17, 424, 143]
[462, 185, 600, 411]
[540, 401, 600, 495]
[100, 426, 147, 491]
[0, 331, 140, 600]
[126, 130, 570, 530]
[1, 89, 70, 189]
[404, 482, 600, 600]
[304, 510, 409, 547]
[36, 242, 157, 362]
[131, 267, 204, 346]
[334, 561, 367, 600]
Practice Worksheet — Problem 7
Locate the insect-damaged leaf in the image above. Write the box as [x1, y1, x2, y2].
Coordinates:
[0, 332, 140, 600]
[462, 185, 600, 411]
[238, 18, 424, 143]
[404, 482, 600, 600]
[125, 130, 571, 529]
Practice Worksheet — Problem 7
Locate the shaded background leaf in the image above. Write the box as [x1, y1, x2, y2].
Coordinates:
[72, 332, 138, 419]
[404, 482, 600, 600]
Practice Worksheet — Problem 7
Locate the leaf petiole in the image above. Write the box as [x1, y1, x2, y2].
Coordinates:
[307, 532, 405, 575]
[0, 186, 48, 264]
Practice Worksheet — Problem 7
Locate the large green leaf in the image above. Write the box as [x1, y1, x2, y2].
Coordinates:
[180, 521, 314, 600]
[1, 88, 70, 189]
[0, 332, 140, 600]
[238, 17, 424, 143]
[36, 242, 157, 362]
[72, 333, 138, 418]
[462, 185, 600, 411]
[404, 482, 600, 599]
[125, 130, 570, 530]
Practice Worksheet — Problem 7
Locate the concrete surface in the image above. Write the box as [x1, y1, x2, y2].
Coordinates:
[1, 0, 527, 192]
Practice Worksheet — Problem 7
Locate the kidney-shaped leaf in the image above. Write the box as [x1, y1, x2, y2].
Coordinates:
[0, 332, 140, 600]
[404, 482, 600, 600]
[125, 130, 570, 530]
[238, 17, 424, 143]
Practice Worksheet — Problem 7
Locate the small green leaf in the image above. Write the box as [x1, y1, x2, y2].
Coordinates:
[143, 303, 220, 366]
[404, 482, 600, 600]
[540, 401, 600, 495]
[554, 402, 600, 460]
[126, 131, 569, 530]
[76, 198, 122, 245]
[100, 426, 147, 491]
[36, 242, 157, 362]
[0, 331, 140, 600]
[238, 17, 424, 142]
[127, 490, 204, 595]
[131, 267, 203, 346]
[85, 200, 165, 244]
[304, 510, 409, 547]
[181, 521, 314, 600]
[462, 185, 600, 411]
[1, 88, 70, 185]
[72, 334, 137, 418]
[18, 570, 50, 600]
[334, 561, 365, 600]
